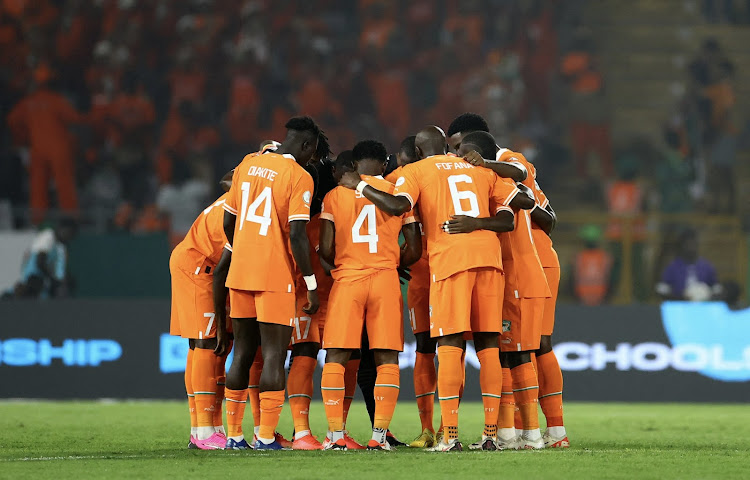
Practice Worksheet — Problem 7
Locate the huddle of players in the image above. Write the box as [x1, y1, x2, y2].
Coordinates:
[169, 112, 568, 452]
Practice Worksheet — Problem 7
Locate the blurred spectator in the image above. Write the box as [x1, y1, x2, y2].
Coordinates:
[5, 217, 78, 299]
[156, 161, 211, 247]
[6, 64, 88, 223]
[571, 224, 614, 306]
[656, 126, 694, 213]
[561, 30, 613, 178]
[606, 154, 647, 300]
[656, 228, 722, 301]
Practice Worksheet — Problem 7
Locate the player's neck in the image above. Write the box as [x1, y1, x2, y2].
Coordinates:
[357, 164, 384, 177]
[420, 150, 446, 158]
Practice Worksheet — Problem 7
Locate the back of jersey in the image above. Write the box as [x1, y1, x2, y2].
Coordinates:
[223, 152, 314, 292]
[321, 175, 410, 282]
[394, 155, 519, 281]
[180, 192, 230, 265]
[499, 208, 551, 298]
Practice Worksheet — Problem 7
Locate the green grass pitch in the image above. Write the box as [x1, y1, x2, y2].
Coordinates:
[1, 401, 749, 479]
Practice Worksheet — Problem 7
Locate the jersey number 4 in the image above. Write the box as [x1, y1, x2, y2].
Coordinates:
[448, 175, 480, 217]
[352, 204, 379, 253]
[239, 182, 272, 235]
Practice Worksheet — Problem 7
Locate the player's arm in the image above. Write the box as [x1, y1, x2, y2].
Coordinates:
[212, 248, 231, 356]
[463, 151, 527, 182]
[318, 218, 335, 271]
[443, 210, 515, 234]
[510, 183, 535, 210]
[531, 203, 557, 234]
[290, 219, 319, 314]
[399, 223, 422, 268]
[339, 171, 411, 216]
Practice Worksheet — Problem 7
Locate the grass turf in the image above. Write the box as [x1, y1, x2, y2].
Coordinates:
[1, 401, 749, 479]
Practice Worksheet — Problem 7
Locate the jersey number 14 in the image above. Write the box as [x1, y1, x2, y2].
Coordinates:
[239, 182, 273, 236]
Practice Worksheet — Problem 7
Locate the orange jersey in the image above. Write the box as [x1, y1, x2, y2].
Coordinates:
[321, 175, 416, 282]
[176, 193, 230, 266]
[224, 152, 314, 292]
[499, 208, 551, 298]
[498, 148, 559, 268]
[393, 155, 520, 281]
[294, 213, 333, 301]
[384, 166, 403, 184]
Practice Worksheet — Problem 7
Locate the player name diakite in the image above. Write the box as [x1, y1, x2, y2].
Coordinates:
[435, 162, 475, 170]
[245, 165, 278, 181]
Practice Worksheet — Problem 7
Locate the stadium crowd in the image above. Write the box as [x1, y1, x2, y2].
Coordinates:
[1, 0, 596, 237]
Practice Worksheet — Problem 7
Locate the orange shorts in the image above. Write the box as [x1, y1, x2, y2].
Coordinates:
[289, 290, 322, 345]
[500, 294, 545, 352]
[541, 267, 560, 336]
[429, 267, 503, 338]
[169, 247, 229, 339]
[407, 285, 430, 335]
[323, 269, 404, 351]
[229, 288, 296, 327]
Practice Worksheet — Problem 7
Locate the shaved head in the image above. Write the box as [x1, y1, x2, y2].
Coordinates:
[414, 125, 447, 159]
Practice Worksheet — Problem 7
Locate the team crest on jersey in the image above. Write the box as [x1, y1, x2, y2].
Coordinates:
[395, 177, 406, 187]
[429, 305, 433, 317]
[502, 320, 511, 332]
[303, 191, 311, 204]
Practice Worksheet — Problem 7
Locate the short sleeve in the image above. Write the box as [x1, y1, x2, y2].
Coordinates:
[223, 168, 240, 216]
[393, 164, 421, 210]
[288, 168, 314, 222]
[491, 176, 520, 215]
[320, 191, 336, 223]
[533, 180, 550, 209]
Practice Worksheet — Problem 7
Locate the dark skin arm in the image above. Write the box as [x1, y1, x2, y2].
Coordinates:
[443, 210, 515, 234]
[511, 183, 536, 210]
[290, 220, 319, 315]
[212, 248, 231, 356]
[530, 204, 557, 234]
[339, 171, 411, 216]
[399, 223, 422, 268]
[318, 219, 335, 269]
[463, 151, 528, 182]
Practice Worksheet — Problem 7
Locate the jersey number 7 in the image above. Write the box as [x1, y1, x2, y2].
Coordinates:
[352, 204, 379, 253]
[239, 181, 273, 235]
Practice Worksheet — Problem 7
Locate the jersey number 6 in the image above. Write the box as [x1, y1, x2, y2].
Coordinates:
[448, 175, 480, 217]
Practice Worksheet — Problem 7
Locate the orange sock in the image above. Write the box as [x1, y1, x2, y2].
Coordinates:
[288, 355, 316, 435]
[192, 348, 217, 434]
[185, 349, 197, 433]
[537, 351, 564, 427]
[437, 345, 464, 440]
[511, 362, 540, 431]
[373, 364, 400, 431]
[213, 352, 227, 430]
[225, 388, 248, 438]
[413, 352, 436, 433]
[499, 367, 515, 435]
[477, 348, 501, 437]
[343, 358, 360, 425]
[258, 390, 285, 441]
[248, 349, 263, 430]
[321, 363, 346, 432]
